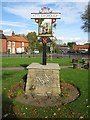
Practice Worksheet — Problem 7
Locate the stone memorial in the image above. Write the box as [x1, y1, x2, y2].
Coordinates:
[25, 63, 61, 96]
[25, 7, 61, 97]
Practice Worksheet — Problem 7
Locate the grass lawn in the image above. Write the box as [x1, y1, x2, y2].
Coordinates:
[2, 57, 73, 67]
[2, 68, 89, 119]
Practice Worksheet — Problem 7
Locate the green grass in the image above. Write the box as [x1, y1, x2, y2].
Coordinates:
[2, 57, 72, 67]
[60, 68, 89, 118]
[2, 68, 89, 119]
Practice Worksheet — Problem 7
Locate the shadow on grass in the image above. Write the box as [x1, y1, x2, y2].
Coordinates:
[2, 72, 27, 119]
[2, 96, 17, 119]
[2, 72, 17, 119]
[20, 64, 29, 69]
[22, 74, 27, 91]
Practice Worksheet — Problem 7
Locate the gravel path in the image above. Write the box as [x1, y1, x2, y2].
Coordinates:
[0, 66, 73, 71]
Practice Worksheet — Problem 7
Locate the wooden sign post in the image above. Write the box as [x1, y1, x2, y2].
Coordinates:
[31, 7, 60, 65]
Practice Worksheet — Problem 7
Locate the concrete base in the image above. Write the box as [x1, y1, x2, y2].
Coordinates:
[25, 63, 61, 96]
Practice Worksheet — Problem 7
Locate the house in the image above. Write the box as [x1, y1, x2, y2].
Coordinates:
[73, 44, 89, 52]
[0, 30, 7, 53]
[0, 30, 29, 54]
[59, 44, 69, 53]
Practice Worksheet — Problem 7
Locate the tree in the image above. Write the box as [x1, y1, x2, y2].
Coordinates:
[15, 34, 25, 37]
[67, 42, 76, 49]
[81, 2, 90, 32]
[81, 2, 90, 54]
[26, 32, 38, 52]
[50, 38, 59, 53]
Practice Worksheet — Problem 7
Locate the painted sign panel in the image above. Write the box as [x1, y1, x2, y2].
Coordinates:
[38, 19, 52, 37]
[31, 7, 60, 37]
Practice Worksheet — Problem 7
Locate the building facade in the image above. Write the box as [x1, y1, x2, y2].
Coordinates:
[0, 31, 29, 54]
[73, 45, 89, 51]
[0, 30, 7, 53]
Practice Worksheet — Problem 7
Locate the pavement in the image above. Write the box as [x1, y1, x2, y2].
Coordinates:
[0, 67, 25, 71]
[0, 66, 73, 71]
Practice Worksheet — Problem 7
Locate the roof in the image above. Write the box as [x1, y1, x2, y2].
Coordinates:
[5, 36, 29, 43]
[0, 34, 6, 39]
[73, 45, 89, 50]
[60, 45, 68, 47]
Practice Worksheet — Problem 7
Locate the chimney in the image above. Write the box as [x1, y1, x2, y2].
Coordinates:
[12, 31, 15, 36]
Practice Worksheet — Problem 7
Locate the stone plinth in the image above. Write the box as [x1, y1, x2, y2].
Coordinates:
[25, 63, 61, 96]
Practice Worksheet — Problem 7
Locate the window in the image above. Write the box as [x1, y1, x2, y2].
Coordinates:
[12, 42, 15, 46]
[22, 42, 24, 46]
[7, 41, 11, 46]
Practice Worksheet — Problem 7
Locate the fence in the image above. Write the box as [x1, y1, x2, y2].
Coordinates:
[1, 53, 89, 59]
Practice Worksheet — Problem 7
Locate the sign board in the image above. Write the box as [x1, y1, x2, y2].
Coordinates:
[31, 13, 60, 19]
[31, 7, 60, 37]
[38, 19, 52, 37]
[31, 6, 61, 65]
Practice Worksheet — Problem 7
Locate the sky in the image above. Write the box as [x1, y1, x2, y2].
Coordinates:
[0, 0, 90, 44]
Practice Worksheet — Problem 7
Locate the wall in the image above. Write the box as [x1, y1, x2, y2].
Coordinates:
[0, 39, 7, 53]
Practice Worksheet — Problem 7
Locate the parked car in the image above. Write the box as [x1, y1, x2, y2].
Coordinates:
[79, 50, 87, 54]
[16, 48, 24, 54]
[67, 50, 76, 53]
[33, 49, 39, 54]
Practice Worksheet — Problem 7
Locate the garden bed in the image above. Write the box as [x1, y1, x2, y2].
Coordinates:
[7, 82, 80, 107]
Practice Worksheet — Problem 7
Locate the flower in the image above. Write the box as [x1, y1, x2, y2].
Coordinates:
[53, 113, 57, 116]
[79, 116, 84, 119]
[3, 114, 8, 117]
[23, 113, 26, 115]
[87, 105, 89, 108]
[4, 88, 6, 90]
[58, 108, 61, 111]
[45, 116, 48, 118]
[86, 99, 88, 102]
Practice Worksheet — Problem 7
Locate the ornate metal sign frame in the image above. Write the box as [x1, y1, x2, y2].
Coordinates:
[31, 7, 61, 65]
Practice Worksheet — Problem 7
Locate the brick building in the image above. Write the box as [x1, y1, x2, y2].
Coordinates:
[0, 30, 29, 54]
[73, 44, 89, 51]
[0, 30, 7, 53]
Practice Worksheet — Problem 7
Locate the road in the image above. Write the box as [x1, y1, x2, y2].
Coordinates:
[1, 53, 89, 59]
[49, 53, 89, 59]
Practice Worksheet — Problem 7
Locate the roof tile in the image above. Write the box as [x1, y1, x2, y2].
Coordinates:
[6, 36, 28, 43]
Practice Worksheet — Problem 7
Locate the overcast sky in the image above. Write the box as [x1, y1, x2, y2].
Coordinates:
[0, 0, 89, 44]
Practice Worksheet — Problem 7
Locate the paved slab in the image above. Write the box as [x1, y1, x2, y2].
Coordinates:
[27, 63, 60, 69]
